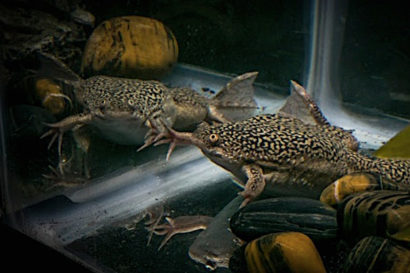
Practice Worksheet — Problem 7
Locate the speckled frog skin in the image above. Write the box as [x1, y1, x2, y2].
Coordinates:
[195, 114, 409, 203]
[157, 81, 410, 207]
[42, 68, 258, 155]
[75, 75, 211, 144]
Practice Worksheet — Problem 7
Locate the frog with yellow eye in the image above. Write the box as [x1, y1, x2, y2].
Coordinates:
[150, 81, 410, 208]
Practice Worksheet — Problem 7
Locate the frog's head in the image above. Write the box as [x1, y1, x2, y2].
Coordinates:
[161, 122, 239, 164]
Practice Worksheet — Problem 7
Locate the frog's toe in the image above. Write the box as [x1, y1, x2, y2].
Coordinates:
[139, 130, 177, 162]
[157, 232, 174, 251]
[41, 126, 65, 157]
[145, 217, 177, 250]
[143, 127, 157, 140]
[156, 128, 193, 160]
[138, 122, 168, 151]
[238, 186, 262, 208]
[137, 132, 167, 152]
[41, 128, 58, 148]
[238, 192, 253, 208]
[137, 136, 154, 152]
[42, 164, 63, 180]
[144, 205, 166, 246]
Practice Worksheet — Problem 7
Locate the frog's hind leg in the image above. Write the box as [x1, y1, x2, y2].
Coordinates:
[41, 113, 93, 160]
[209, 71, 258, 122]
[280, 81, 359, 151]
[279, 80, 329, 126]
[290, 80, 331, 126]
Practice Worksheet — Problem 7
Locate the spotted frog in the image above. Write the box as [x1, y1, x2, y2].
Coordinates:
[40, 54, 258, 159]
[152, 81, 410, 207]
[146, 80, 410, 270]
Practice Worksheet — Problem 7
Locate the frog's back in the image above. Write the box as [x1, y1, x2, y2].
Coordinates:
[77, 75, 166, 116]
[255, 115, 410, 186]
[203, 114, 346, 165]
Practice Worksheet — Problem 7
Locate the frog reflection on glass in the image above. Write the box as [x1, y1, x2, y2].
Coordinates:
[149, 81, 410, 208]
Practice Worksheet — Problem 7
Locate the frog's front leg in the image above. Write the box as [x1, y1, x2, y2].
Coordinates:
[240, 164, 266, 207]
[147, 215, 213, 250]
[41, 113, 93, 159]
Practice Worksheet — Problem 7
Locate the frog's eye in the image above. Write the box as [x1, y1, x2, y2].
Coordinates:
[209, 133, 219, 144]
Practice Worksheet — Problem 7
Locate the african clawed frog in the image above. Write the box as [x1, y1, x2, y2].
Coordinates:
[145, 80, 410, 270]
[40, 54, 258, 161]
[152, 81, 410, 207]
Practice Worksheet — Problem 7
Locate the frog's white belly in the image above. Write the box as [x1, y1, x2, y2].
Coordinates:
[91, 117, 148, 145]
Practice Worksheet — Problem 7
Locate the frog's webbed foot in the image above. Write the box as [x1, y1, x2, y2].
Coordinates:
[154, 128, 190, 161]
[137, 117, 170, 152]
[138, 118, 177, 160]
[41, 124, 65, 157]
[239, 164, 266, 208]
[41, 113, 92, 159]
[138, 118, 197, 161]
[146, 215, 212, 250]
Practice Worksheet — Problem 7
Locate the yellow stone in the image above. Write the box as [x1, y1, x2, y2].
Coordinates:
[320, 173, 377, 206]
[245, 232, 327, 273]
[81, 16, 178, 79]
[35, 78, 66, 115]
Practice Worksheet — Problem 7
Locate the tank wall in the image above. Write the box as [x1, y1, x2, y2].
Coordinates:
[340, 0, 410, 118]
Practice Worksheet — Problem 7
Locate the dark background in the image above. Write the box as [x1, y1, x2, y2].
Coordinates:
[1, 0, 409, 272]
[0, 223, 91, 272]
